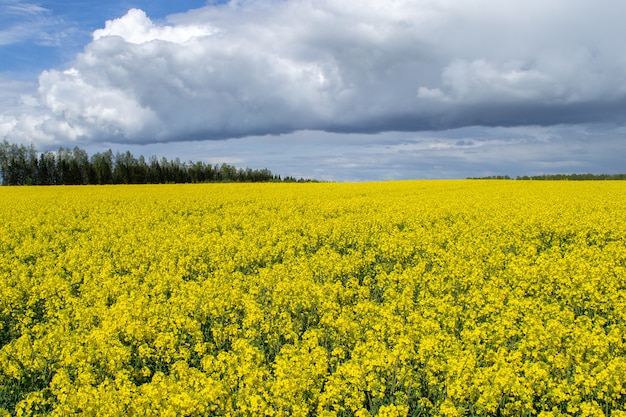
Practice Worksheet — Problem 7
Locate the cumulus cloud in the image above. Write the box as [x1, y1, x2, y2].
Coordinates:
[92, 9, 216, 44]
[2, 0, 626, 144]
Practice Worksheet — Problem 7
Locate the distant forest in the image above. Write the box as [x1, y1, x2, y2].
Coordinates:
[468, 174, 626, 180]
[0, 140, 313, 186]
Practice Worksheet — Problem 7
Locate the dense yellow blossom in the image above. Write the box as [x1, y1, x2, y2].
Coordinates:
[1, 181, 625, 416]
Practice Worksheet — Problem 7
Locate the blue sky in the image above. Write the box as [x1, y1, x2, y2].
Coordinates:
[1, 0, 625, 181]
[0, 0, 210, 77]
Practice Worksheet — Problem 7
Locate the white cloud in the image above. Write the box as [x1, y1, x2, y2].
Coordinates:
[93, 8, 216, 44]
[1, 0, 626, 164]
[38, 67, 160, 139]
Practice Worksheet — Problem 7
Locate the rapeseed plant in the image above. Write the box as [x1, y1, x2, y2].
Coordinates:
[0, 181, 625, 416]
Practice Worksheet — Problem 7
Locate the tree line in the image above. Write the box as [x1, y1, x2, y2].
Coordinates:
[0, 140, 312, 186]
[468, 173, 626, 180]
[514, 173, 626, 180]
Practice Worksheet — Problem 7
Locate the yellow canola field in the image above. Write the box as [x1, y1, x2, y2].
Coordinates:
[1, 181, 625, 417]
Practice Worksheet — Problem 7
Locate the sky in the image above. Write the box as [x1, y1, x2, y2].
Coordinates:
[1, 0, 625, 181]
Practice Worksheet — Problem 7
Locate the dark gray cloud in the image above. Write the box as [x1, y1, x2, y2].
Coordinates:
[76, 125, 626, 181]
[2, 0, 626, 144]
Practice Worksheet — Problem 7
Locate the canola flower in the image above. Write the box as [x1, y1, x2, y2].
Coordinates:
[0, 181, 625, 416]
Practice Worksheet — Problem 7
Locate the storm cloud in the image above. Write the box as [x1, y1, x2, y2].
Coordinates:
[3, 0, 626, 145]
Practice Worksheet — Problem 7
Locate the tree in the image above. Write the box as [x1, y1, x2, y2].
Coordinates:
[72, 146, 90, 185]
[0, 140, 10, 185]
[90, 150, 113, 185]
[0, 140, 305, 185]
[38, 151, 58, 185]
[148, 155, 162, 183]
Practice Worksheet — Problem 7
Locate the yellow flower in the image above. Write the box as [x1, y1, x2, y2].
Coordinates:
[1, 181, 625, 415]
